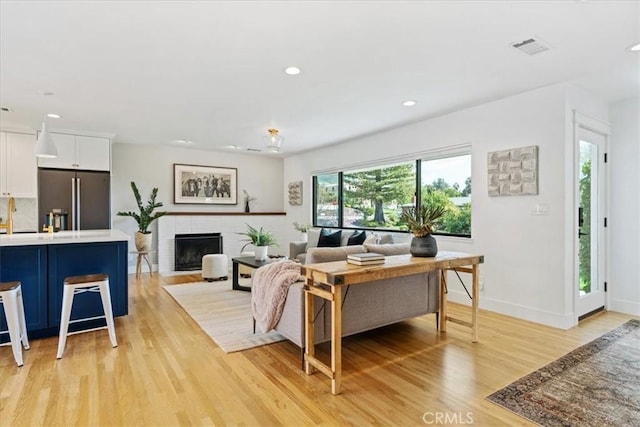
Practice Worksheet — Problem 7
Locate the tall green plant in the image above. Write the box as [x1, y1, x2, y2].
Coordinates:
[117, 182, 168, 234]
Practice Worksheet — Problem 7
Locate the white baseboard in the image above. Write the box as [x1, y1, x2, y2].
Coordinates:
[446, 289, 576, 330]
[609, 298, 640, 316]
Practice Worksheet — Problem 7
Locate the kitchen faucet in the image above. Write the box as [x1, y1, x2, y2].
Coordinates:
[0, 196, 16, 234]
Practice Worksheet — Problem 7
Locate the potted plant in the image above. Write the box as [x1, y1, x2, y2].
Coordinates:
[400, 204, 447, 257]
[237, 224, 278, 261]
[293, 221, 312, 242]
[117, 182, 168, 252]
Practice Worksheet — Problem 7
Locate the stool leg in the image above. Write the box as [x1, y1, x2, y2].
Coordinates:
[16, 287, 30, 350]
[99, 282, 118, 348]
[57, 286, 75, 359]
[3, 291, 24, 366]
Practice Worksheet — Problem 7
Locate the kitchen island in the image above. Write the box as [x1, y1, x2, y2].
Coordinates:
[0, 230, 129, 339]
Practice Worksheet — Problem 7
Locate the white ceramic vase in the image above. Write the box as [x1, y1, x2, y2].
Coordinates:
[254, 245, 268, 261]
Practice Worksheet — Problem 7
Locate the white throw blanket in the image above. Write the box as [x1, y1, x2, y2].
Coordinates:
[251, 260, 301, 333]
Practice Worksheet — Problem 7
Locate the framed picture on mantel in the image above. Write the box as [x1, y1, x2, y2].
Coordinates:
[173, 164, 238, 205]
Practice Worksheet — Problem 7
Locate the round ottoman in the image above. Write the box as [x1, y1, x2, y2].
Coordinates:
[202, 254, 228, 282]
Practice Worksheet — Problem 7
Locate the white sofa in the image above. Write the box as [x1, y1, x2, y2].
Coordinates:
[275, 242, 440, 358]
[289, 227, 397, 264]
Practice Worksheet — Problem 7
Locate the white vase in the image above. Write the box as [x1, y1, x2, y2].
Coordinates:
[135, 231, 152, 252]
[254, 245, 268, 261]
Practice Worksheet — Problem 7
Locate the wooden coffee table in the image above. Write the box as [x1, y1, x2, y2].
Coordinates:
[231, 256, 284, 291]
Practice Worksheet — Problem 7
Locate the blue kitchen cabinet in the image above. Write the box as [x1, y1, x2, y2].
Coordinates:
[47, 241, 128, 328]
[0, 245, 48, 333]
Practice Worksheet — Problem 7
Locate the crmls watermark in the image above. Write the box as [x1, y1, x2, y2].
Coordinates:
[422, 411, 474, 425]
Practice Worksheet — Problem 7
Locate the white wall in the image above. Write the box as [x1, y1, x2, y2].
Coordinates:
[111, 143, 285, 270]
[285, 84, 591, 328]
[609, 97, 640, 315]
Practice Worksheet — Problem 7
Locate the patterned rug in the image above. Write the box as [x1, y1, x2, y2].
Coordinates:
[163, 281, 285, 353]
[488, 319, 640, 426]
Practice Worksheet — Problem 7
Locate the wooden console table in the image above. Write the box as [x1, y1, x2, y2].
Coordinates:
[301, 251, 484, 395]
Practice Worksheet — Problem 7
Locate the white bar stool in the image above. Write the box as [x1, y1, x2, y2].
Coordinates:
[0, 281, 30, 366]
[56, 274, 117, 359]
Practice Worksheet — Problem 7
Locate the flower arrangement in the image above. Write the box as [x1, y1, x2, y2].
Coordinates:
[293, 222, 312, 233]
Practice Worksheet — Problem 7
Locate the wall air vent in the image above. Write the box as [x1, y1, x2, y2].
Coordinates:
[512, 38, 550, 55]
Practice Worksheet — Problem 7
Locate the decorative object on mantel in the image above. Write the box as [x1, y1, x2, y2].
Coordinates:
[487, 145, 538, 196]
[242, 189, 256, 213]
[288, 181, 303, 205]
[293, 221, 312, 242]
[237, 224, 278, 261]
[117, 182, 168, 252]
[400, 204, 446, 257]
[173, 163, 238, 205]
[263, 128, 283, 152]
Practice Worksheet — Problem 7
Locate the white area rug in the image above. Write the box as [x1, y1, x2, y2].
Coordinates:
[163, 281, 285, 353]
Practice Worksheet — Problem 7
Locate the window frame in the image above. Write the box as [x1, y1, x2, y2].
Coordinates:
[312, 148, 472, 238]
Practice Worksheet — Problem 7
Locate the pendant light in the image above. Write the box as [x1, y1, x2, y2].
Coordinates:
[35, 92, 58, 158]
[263, 128, 283, 152]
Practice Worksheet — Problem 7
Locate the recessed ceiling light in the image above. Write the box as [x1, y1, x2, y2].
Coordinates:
[1, 107, 12, 112]
[629, 42, 640, 52]
[47, 113, 62, 119]
[284, 66, 301, 75]
[176, 139, 194, 144]
[402, 100, 417, 107]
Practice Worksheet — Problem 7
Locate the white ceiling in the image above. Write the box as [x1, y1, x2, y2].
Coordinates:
[1, 1, 638, 155]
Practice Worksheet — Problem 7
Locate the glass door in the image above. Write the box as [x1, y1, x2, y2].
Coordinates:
[576, 128, 607, 318]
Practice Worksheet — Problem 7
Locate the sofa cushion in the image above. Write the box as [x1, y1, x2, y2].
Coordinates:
[347, 230, 367, 246]
[318, 229, 342, 247]
[378, 233, 395, 244]
[364, 243, 410, 256]
[306, 228, 322, 249]
[306, 245, 366, 264]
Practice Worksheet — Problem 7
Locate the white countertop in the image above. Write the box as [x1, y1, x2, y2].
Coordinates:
[0, 229, 130, 247]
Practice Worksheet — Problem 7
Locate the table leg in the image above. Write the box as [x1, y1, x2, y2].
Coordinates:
[143, 254, 153, 277]
[331, 285, 343, 395]
[136, 255, 142, 279]
[232, 261, 240, 290]
[472, 264, 479, 342]
[439, 270, 447, 333]
[304, 277, 315, 375]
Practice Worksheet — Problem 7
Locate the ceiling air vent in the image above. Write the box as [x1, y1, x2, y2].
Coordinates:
[512, 38, 550, 55]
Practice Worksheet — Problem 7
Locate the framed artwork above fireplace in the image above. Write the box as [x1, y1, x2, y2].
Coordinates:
[174, 164, 238, 205]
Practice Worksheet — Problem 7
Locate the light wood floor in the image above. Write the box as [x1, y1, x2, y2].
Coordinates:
[1, 272, 636, 426]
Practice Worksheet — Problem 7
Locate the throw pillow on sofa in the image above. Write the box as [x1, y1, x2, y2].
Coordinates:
[347, 230, 367, 245]
[318, 229, 342, 247]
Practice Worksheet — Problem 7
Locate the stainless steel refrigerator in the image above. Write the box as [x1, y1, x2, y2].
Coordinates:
[38, 168, 111, 231]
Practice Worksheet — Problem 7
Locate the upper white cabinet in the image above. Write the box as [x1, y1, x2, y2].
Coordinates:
[37, 133, 111, 171]
[0, 131, 38, 198]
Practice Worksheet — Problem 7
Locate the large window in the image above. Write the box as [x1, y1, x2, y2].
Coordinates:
[342, 162, 416, 229]
[421, 154, 471, 236]
[313, 173, 339, 227]
[313, 151, 472, 237]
